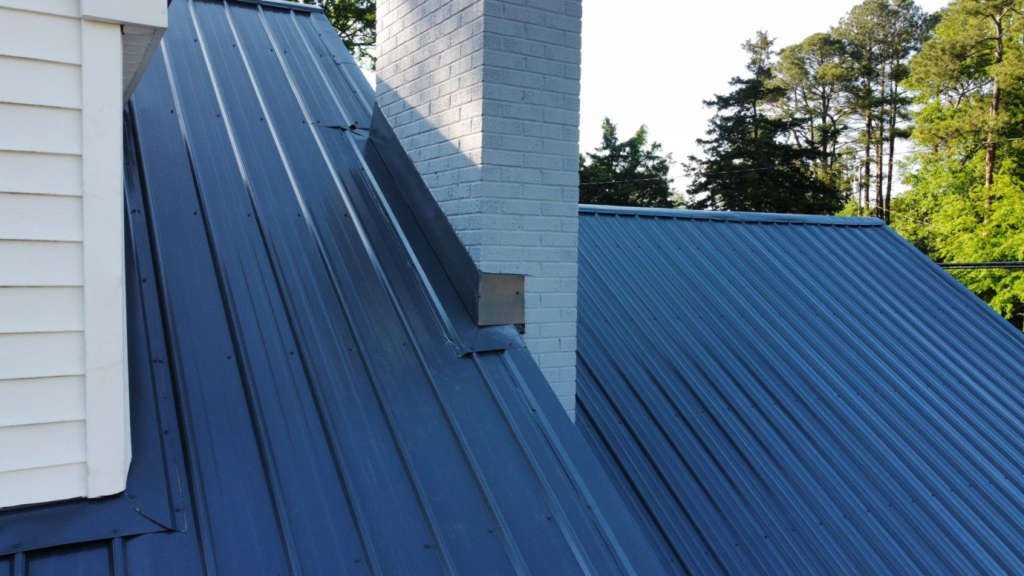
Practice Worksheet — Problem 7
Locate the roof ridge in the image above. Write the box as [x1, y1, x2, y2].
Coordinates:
[578, 204, 884, 227]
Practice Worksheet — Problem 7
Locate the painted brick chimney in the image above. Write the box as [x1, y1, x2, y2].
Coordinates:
[376, 0, 582, 419]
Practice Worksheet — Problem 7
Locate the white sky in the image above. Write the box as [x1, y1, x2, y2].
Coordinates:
[579, 0, 950, 192]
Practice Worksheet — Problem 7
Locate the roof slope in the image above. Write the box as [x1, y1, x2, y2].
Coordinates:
[576, 205, 1024, 575]
[0, 3, 664, 574]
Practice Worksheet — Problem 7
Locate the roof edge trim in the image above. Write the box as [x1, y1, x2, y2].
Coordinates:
[579, 204, 884, 227]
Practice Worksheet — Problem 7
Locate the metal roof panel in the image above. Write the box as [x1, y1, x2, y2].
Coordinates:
[576, 207, 1024, 574]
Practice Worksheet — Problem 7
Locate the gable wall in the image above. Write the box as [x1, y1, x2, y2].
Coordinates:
[0, 1, 131, 508]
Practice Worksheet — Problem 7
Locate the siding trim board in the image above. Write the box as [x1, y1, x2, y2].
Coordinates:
[80, 16, 130, 500]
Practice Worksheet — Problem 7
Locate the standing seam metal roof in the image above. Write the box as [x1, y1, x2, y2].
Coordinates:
[576, 205, 1024, 575]
[0, 4, 665, 574]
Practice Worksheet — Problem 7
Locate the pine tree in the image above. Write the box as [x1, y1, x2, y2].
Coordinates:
[773, 32, 854, 196]
[685, 32, 844, 214]
[834, 0, 928, 221]
[579, 119, 676, 208]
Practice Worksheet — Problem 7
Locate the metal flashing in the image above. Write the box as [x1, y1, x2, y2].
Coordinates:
[367, 107, 528, 329]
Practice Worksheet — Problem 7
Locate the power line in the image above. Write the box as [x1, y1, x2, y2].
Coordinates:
[577, 135, 1024, 188]
[579, 177, 667, 187]
[939, 262, 1024, 270]
[579, 135, 1024, 187]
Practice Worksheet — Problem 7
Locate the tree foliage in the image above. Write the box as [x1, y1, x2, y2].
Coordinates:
[684, 32, 845, 214]
[579, 118, 677, 208]
[833, 0, 928, 220]
[685, 1, 928, 220]
[295, 0, 376, 68]
[894, 0, 1024, 327]
[773, 32, 851, 189]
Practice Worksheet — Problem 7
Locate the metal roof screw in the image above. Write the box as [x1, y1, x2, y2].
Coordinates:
[424, 543, 432, 549]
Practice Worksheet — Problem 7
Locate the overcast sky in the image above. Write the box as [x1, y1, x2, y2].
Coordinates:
[580, 0, 950, 190]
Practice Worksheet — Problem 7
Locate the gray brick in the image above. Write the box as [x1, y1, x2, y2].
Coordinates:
[379, 0, 580, 420]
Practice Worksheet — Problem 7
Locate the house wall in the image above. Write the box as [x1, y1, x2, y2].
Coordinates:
[0, 0, 164, 509]
[377, 0, 582, 419]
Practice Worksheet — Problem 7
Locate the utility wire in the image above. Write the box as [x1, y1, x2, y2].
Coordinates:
[579, 135, 1024, 187]
[939, 262, 1024, 270]
[579, 177, 667, 187]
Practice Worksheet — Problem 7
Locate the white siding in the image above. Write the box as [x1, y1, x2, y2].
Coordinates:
[0, 103, 83, 155]
[0, 152, 83, 196]
[0, 0, 79, 18]
[0, 376, 86, 427]
[0, 464, 88, 509]
[0, 421, 87, 473]
[0, 7, 82, 65]
[0, 288, 85, 333]
[0, 0, 150, 508]
[0, 332, 86, 381]
[0, 240, 84, 286]
[0, 193, 84, 241]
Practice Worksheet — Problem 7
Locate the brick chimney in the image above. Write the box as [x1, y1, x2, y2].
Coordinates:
[376, 0, 582, 419]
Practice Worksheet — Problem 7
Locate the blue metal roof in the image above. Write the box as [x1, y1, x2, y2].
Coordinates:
[576, 205, 1024, 574]
[0, 2, 665, 573]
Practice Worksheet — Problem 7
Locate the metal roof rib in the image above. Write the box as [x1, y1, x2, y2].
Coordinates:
[576, 207, 1024, 574]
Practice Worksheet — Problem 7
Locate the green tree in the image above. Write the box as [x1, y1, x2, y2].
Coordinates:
[296, 0, 376, 67]
[834, 0, 928, 221]
[774, 33, 851, 180]
[894, 0, 1024, 327]
[685, 32, 845, 214]
[907, 0, 1024, 215]
[579, 118, 676, 208]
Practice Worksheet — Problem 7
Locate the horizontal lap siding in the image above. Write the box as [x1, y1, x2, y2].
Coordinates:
[0, 287, 85, 333]
[0, 193, 84, 241]
[0, 463, 88, 508]
[0, 332, 85, 380]
[0, 152, 82, 196]
[0, 104, 82, 155]
[0, 421, 87, 473]
[0, 241, 84, 286]
[0, 376, 86, 427]
[0, 0, 78, 18]
[0, 7, 81, 64]
[0, 0, 91, 509]
[0, 56, 82, 109]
